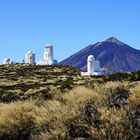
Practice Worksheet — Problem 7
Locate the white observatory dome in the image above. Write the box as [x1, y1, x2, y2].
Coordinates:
[27, 51, 33, 54]
[25, 51, 35, 64]
[3, 58, 11, 64]
[4, 58, 10, 61]
[81, 54, 102, 76]
[87, 55, 95, 61]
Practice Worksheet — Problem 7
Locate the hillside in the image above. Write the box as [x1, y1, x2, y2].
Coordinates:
[0, 64, 85, 102]
[0, 64, 140, 140]
[60, 37, 140, 74]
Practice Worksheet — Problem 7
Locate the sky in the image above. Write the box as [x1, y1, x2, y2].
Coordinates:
[0, 0, 140, 63]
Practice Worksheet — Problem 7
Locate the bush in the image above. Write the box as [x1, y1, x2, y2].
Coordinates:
[82, 102, 101, 127]
[107, 87, 130, 108]
[65, 122, 95, 140]
[0, 102, 38, 140]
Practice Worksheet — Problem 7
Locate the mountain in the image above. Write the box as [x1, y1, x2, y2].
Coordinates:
[60, 37, 140, 74]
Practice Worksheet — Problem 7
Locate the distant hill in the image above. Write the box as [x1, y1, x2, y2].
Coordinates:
[60, 37, 140, 74]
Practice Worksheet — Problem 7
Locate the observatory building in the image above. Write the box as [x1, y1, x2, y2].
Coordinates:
[3, 58, 11, 64]
[81, 55, 102, 76]
[25, 51, 36, 64]
[38, 44, 57, 65]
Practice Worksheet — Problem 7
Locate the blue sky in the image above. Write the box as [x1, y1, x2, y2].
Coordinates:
[0, 0, 140, 63]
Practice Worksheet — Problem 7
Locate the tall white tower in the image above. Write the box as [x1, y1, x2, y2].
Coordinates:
[25, 51, 35, 64]
[87, 55, 95, 74]
[81, 55, 102, 76]
[43, 44, 53, 65]
[3, 58, 11, 64]
[38, 44, 58, 65]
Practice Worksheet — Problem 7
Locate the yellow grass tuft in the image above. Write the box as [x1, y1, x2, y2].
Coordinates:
[129, 84, 140, 108]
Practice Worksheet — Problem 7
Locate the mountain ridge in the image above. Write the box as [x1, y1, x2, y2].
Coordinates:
[60, 37, 140, 74]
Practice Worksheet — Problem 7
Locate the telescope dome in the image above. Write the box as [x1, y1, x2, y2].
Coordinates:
[87, 55, 95, 61]
[27, 51, 33, 54]
[4, 58, 10, 61]
[3, 58, 10, 64]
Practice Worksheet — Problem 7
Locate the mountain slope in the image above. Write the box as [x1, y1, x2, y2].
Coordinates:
[60, 37, 140, 73]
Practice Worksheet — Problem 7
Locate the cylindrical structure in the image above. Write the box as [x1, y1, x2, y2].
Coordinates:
[87, 55, 95, 74]
[93, 60, 100, 72]
[44, 44, 53, 61]
[26, 51, 35, 64]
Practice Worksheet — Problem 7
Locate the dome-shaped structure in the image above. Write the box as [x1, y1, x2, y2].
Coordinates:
[81, 55, 102, 76]
[87, 55, 95, 61]
[3, 58, 10, 64]
[27, 51, 33, 54]
[25, 51, 35, 64]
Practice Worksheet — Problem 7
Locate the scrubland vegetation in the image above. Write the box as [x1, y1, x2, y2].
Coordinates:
[0, 64, 140, 140]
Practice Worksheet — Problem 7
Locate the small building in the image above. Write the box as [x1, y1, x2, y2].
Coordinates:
[3, 58, 11, 64]
[25, 51, 36, 64]
[81, 55, 102, 76]
[38, 44, 57, 65]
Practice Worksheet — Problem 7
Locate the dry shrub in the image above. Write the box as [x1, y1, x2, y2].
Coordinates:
[129, 84, 140, 109]
[0, 81, 139, 140]
[96, 108, 127, 140]
[62, 86, 107, 108]
[37, 84, 131, 140]
[94, 81, 130, 108]
[36, 87, 99, 140]
[0, 100, 61, 140]
[0, 101, 37, 140]
[94, 81, 129, 96]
